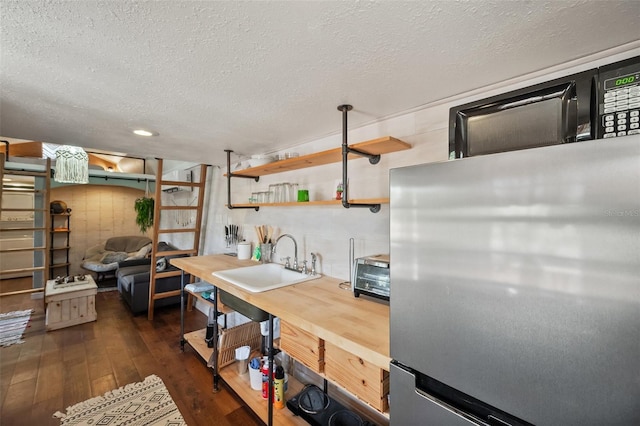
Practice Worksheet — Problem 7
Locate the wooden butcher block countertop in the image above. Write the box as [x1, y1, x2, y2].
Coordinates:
[171, 254, 391, 371]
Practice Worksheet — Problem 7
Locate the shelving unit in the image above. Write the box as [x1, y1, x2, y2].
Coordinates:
[231, 198, 390, 209]
[175, 255, 392, 425]
[181, 286, 306, 426]
[188, 288, 236, 316]
[184, 329, 306, 426]
[224, 136, 410, 211]
[0, 156, 51, 299]
[49, 213, 71, 279]
[229, 136, 410, 178]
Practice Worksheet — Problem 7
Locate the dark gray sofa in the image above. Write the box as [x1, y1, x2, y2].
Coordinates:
[116, 242, 189, 315]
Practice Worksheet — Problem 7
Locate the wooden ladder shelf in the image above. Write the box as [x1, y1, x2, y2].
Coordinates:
[0, 154, 51, 299]
[147, 160, 208, 320]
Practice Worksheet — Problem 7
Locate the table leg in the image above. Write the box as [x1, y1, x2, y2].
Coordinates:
[268, 313, 274, 426]
[212, 285, 220, 392]
[180, 270, 185, 351]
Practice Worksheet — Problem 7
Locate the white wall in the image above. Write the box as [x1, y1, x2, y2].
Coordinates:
[50, 184, 145, 276]
[193, 45, 640, 284]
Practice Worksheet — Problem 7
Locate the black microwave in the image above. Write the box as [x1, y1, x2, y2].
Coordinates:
[449, 55, 640, 158]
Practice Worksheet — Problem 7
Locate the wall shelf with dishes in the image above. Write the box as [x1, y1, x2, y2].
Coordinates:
[231, 198, 391, 208]
[224, 133, 411, 212]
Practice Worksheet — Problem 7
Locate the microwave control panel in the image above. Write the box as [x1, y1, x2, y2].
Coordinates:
[599, 56, 640, 139]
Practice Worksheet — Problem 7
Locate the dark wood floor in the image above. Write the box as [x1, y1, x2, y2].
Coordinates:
[0, 285, 263, 426]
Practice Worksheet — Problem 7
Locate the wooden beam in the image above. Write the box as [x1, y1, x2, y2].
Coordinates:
[0, 141, 43, 158]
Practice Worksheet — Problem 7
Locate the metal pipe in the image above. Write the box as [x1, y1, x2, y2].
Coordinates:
[340, 104, 352, 209]
[180, 270, 185, 351]
[225, 149, 259, 210]
[268, 314, 274, 426]
[225, 149, 233, 209]
[337, 105, 381, 213]
[224, 149, 260, 211]
[212, 286, 220, 392]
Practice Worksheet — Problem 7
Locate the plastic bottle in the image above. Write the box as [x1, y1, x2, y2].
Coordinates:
[261, 360, 269, 399]
[274, 365, 285, 409]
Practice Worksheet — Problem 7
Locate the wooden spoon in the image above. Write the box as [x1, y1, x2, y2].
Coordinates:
[266, 225, 273, 244]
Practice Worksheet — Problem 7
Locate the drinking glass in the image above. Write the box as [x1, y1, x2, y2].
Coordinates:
[268, 184, 277, 203]
[274, 183, 283, 203]
[290, 183, 299, 202]
[281, 183, 291, 202]
[297, 189, 309, 202]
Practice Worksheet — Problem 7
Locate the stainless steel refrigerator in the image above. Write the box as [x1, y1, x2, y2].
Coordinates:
[389, 135, 640, 425]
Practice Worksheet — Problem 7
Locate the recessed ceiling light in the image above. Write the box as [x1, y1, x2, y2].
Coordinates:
[133, 129, 157, 137]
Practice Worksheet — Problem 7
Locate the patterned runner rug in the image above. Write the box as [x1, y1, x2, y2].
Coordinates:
[0, 309, 33, 347]
[53, 374, 186, 426]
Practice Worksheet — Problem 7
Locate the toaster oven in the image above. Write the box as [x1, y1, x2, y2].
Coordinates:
[353, 254, 390, 300]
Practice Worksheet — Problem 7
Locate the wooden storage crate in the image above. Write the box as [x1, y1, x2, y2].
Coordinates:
[280, 320, 324, 373]
[45, 278, 97, 331]
[217, 320, 262, 368]
[324, 341, 389, 412]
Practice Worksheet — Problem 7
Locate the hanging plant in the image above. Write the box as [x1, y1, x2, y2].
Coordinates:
[134, 179, 154, 234]
[134, 196, 154, 234]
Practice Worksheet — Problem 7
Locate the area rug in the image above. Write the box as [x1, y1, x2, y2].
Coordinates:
[0, 309, 33, 347]
[53, 374, 186, 426]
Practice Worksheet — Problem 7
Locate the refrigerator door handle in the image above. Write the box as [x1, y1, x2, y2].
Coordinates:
[415, 388, 489, 426]
[412, 368, 531, 426]
[488, 415, 512, 426]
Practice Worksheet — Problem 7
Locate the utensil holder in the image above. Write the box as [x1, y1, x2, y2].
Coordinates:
[260, 243, 272, 263]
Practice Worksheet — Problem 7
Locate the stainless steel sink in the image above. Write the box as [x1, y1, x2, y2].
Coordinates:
[218, 290, 269, 322]
[212, 263, 321, 293]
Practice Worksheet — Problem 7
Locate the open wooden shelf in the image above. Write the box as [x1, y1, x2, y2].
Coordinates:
[187, 289, 237, 316]
[0, 246, 47, 253]
[228, 198, 389, 208]
[184, 329, 307, 426]
[227, 136, 410, 177]
[224, 136, 409, 212]
[50, 212, 71, 279]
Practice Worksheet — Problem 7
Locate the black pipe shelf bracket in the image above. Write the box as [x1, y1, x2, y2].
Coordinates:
[225, 149, 259, 211]
[337, 104, 381, 213]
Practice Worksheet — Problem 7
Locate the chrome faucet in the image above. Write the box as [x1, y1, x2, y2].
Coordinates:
[272, 234, 299, 271]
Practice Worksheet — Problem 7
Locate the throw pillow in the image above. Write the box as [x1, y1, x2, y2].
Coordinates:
[101, 251, 128, 264]
[156, 257, 167, 272]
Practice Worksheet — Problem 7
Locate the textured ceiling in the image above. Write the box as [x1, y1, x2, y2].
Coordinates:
[1, 1, 639, 167]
